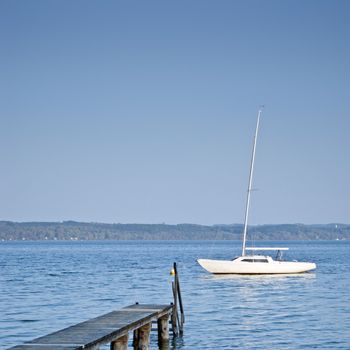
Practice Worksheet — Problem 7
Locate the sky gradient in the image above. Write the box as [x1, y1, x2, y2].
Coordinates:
[1, 0, 349, 225]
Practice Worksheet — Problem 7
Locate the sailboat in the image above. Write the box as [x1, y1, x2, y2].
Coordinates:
[197, 108, 316, 274]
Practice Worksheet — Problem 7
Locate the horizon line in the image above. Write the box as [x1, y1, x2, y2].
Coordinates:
[0, 220, 348, 226]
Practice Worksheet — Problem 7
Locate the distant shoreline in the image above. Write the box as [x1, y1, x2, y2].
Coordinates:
[0, 221, 349, 241]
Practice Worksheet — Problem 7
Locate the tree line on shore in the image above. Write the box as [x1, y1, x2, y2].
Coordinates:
[0, 221, 349, 241]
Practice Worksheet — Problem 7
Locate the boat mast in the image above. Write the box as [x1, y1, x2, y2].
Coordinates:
[241, 108, 262, 256]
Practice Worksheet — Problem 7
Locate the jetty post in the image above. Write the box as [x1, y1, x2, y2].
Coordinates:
[111, 334, 128, 350]
[157, 314, 170, 345]
[170, 262, 185, 336]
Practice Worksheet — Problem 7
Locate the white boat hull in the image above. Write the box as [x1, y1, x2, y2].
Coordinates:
[197, 258, 316, 274]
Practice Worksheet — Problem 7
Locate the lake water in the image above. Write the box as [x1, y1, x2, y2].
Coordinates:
[1, 240, 349, 349]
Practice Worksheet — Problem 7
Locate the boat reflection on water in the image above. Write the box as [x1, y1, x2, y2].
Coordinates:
[201, 271, 316, 281]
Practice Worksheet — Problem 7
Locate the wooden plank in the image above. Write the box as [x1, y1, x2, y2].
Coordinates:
[10, 342, 85, 349]
[8, 304, 173, 350]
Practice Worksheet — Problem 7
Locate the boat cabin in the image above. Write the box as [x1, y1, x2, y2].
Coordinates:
[241, 257, 269, 263]
[242, 247, 289, 262]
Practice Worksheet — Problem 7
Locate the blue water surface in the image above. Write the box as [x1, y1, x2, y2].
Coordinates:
[0, 240, 349, 349]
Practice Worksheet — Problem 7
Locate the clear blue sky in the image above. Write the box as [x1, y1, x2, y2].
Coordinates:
[1, 0, 349, 225]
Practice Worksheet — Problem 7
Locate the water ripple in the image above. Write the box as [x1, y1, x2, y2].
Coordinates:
[0, 240, 349, 349]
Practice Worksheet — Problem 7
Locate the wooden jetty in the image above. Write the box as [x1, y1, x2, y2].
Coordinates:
[8, 263, 184, 350]
[9, 304, 172, 350]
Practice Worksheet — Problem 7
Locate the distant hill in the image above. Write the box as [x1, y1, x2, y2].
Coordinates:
[0, 221, 349, 241]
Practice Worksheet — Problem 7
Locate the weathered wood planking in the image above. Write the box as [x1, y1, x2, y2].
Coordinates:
[8, 304, 173, 350]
